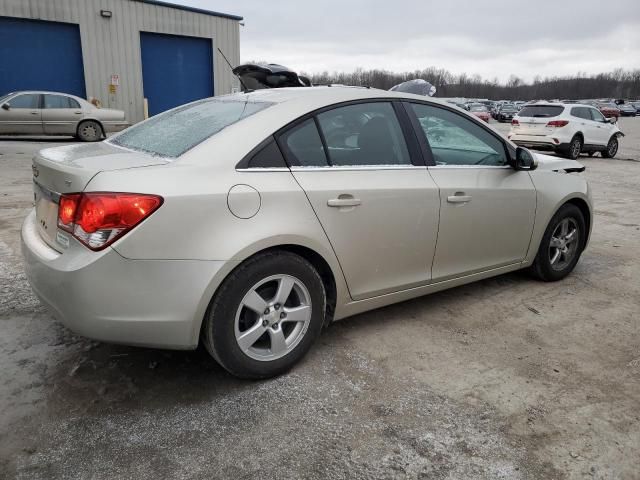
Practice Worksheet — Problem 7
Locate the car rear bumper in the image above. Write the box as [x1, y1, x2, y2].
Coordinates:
[510, 134, 571, 151]
[102, 121, 129, 133]
[21, 209, 225, 349]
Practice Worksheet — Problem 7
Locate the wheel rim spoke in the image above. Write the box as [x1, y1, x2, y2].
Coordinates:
[550, 249, 561, 265]
[268, 328, 287, 355]
[242, 290, 269, 314]
[282, 305, 311, 323]
[565, 229, 577, 244]
[550, 237, 563, 248]
[274, 276, 295, 306]
[237, 322, 267, 352]
[560, 219, 569, 237]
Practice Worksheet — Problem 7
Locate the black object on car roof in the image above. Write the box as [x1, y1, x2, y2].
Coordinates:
[389, 79, 436, 97]
[232, 63, 310, 91]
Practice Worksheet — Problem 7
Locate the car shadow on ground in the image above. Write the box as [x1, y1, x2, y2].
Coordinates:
[40, 269, 536, 417]
[0, 136, 77, 142]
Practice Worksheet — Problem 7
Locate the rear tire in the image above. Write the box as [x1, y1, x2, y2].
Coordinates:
[530, 204, 585, 282]
[77, 120, 103, 142]
[564, 135, 582, 160]
[601, 136, 618, 158]
[202, 251, 326, 379]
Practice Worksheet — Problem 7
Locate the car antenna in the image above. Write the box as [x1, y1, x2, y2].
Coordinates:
[217, 48, 251, 93]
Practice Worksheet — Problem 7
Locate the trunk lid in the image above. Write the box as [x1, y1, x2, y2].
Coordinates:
[32, 142, 169, 251]
[514, 117, 554, 135]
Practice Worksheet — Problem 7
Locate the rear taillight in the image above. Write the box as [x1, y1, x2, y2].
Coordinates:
[547, 120, 569, 127]
[511, 119, 519, 126]
[58, 193, 81, 232]
[57, 192, 163, 250]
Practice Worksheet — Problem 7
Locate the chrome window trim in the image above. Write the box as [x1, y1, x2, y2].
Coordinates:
[235, 167, 290, 172]
[428, 165, 511, 169]
[290, 165, 425, 172]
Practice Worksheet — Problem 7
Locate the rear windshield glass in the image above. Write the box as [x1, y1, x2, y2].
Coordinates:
[111, 97, 273, 157]
[518, 105, 564, 118]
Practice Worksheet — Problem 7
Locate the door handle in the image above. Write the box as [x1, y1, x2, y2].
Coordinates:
[447, 193, 472, 204]
[74, 112, 82, 115]
[30, 111, 39, 115]
[327, 197, 361, 208]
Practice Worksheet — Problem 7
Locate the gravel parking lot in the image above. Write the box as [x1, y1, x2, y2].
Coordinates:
[1, 118, 639, 479]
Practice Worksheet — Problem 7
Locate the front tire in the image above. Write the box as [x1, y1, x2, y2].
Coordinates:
[530, 204, 585, 282]
[601, 136, 618, 158]
[202, 251, 326, 379]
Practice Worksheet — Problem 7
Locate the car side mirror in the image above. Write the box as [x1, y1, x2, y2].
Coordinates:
[607, 117, 616, 124]
[513, 147, 537, 171]
[1, 103, 9, 111]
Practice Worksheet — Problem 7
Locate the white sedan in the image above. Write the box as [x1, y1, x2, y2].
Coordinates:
[22, 87, 592, 378]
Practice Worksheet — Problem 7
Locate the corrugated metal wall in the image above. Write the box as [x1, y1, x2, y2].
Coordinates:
[0, 0, 241, 123]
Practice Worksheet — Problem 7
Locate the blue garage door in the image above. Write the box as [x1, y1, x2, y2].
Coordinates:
[140, 32, 213, 116]
[0, 17, 86, 97]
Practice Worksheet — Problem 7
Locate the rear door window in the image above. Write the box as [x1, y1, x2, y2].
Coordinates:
[316, 102, 411, 166]
[279, 119, 328, 167]
[518, 105, 564, 118]
[570, 107, 590, 120]
[44, 95, 73, 109]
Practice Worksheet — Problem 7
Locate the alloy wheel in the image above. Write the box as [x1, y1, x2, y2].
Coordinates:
[548, 218, 580, 271]
[607, 138, 618, 157]
[570, 139, 581, 158]
[234, 274, 312, 361]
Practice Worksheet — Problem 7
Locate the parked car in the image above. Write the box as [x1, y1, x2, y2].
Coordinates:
[496, 104, 518, 122]
[22, 87, 592, 379]
[630, 102, 640, 116]
[595, 102, 620, 119]
[0, 91, 128, 141]
[509, 102, 624, 159]
[617, 103, 637, 117]
[468, 103, 490, 122]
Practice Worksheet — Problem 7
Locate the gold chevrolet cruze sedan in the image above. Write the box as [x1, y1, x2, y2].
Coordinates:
[22, 87, 592, 378]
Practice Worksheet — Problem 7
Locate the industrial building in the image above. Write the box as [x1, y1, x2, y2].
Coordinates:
[0, 0, 242, 123]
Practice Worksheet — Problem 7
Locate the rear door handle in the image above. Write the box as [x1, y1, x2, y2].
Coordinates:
[447, 194, 472, 204]
[327, 197, 362, 208]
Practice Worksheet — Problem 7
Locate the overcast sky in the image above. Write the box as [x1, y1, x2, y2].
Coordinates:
[172, 0, 640, 82]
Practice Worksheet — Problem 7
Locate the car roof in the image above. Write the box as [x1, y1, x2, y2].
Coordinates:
[232, 86, 451, 110]
[4, 90, 88, 101]
[180, 86, 479, 166]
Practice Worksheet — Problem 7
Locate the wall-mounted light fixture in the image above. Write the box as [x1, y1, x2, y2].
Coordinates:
[100, 10, 113, 18]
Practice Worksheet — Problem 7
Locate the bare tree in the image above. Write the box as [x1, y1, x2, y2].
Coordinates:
[303, 68, 640, 100]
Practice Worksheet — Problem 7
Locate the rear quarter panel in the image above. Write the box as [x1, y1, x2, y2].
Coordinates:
[85, 162, 351, 311]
